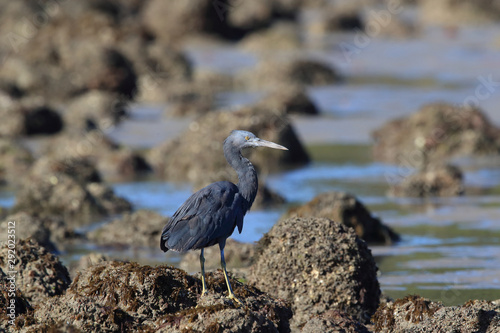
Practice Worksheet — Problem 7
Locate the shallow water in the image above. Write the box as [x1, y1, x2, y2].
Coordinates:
[2, 23, 500, 306]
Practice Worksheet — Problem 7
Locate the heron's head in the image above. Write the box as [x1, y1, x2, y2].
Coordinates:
[226, 130, 288, 151]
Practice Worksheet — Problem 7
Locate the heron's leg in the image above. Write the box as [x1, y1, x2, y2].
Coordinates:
[220, 248, 243, 306]
[200, 248, 208, 296]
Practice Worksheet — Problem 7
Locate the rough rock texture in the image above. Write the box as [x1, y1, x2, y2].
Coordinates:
[242, 58, 340, 89]
[63, 90, 128, 131]
[249, 217, 381, 326]
[239, 22, 301, 52]
[88, 210, 168, 248]
[372, 295, 500, 332]
[259, 84, 319, 115]
[301, 310, 370, 333]
[0, 139, 34, 186]
[0, 239, 70, 307]
[389, 164, 465, 197]
[27, 261, 292, 332]
[372, 103, 500, 165]
[282, 192, 399, 244]
[13, 172, 131, 224]
[180, 238, 255, 274]
[419, 0, 500, 25]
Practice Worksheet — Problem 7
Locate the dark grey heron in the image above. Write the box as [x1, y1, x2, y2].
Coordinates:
[160, 130, 287, 305]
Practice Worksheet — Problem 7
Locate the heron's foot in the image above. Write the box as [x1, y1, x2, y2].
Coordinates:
[200, 290, 208, 297]
[227, 293, 244, 307]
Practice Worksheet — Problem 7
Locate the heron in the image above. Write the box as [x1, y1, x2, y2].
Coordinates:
[160, 130, 287, 305]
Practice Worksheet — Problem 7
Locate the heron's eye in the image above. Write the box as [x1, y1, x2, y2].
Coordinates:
[245, 136, 249, 140]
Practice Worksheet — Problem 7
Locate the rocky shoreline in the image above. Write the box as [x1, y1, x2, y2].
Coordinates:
[2, 229, 499, 332]
[1, 0, 500, 331]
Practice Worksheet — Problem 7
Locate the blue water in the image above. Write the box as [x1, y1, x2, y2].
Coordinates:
[2, 23, 500, 305]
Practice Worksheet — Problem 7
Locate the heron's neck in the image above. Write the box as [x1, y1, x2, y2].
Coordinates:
[224, 147, 258, 210]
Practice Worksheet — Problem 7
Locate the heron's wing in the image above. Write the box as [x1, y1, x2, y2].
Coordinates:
[160, 181, 245, 253]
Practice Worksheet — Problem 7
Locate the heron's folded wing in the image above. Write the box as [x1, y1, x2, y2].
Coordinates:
[161, 182, 244, 252]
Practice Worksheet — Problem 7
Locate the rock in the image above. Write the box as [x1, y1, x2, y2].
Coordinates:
[29, 261, 292, 332]
[141, 0, 229, 43]
[0, 139, 34, 186]
[258, 83, 319, 115]
[192, 69, 236, 92]
[255, 184, 287, 208]
[0, 212, 57, 253]
[0, 99, 63, 137]
[372, 295, 500, 332]
[64, 90, 128, 132]
[1, 41, 137, 101]
[180, 238, 255, 274]
[12, 172, 131, 224]
[0, 239, 71, 307]
[389, 164, 464, 197]
[301, 310, 370, 333]
[372, 103, 500, 165]
[311, 7, 364, 34]
[31, 156, 102, 185]
[242, 58, 340, 89]
[60, 44, 138, 99]
[228, 0, 299, 31]
[148, 106, 309, 185]
[41, 133, 151, 181]
[161, 82, 214, 116]
[0, 269, 33, 332]
[249, 217, 380, 326]
[68, 253, 110, 278]
[419, 0, 500, 25]
[146, 42, 193, 81]
[147, 106, 308, 208]
[282, 192, 399, 244]
[95, 148, 152, 181]
[239, 22, 301, 52]
[142, 0, 300, 43]
[0, 1, 142, 101]
[88, 210, 168, 248]
[8, 215, 77, 253]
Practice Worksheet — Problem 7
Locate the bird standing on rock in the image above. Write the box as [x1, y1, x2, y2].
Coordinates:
[160, 130, 288, 305]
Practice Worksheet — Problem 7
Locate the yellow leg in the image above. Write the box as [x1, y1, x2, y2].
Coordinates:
[220, 248, 243, 306]
[200, 249, 208, 296]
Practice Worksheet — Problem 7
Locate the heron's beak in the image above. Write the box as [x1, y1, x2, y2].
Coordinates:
[253, 138, 288, 150]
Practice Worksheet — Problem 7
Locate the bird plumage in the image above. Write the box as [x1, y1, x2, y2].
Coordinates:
[160, 181, 245, 252]
[159, 130, 287, 305]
